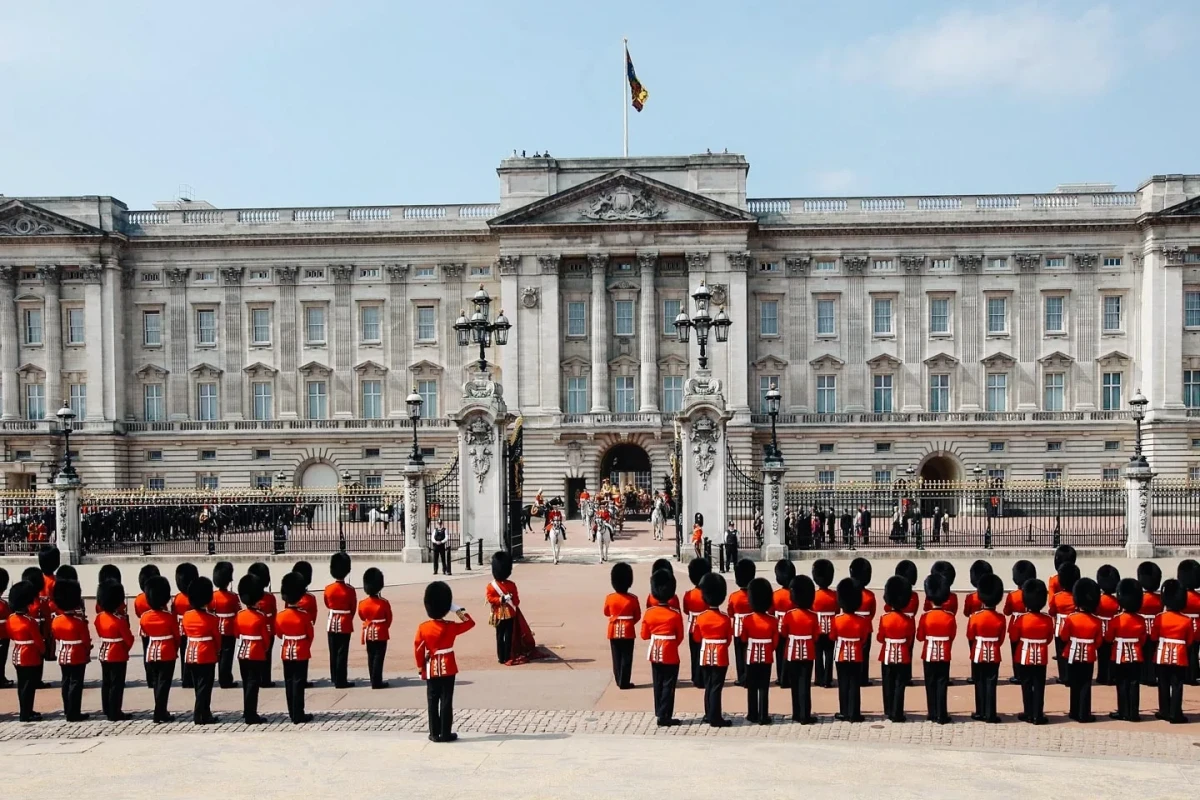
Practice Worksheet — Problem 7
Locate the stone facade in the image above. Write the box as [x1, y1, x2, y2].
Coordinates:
[2, 155, 1200, 494]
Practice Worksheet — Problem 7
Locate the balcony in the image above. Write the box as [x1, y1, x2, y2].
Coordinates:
[0, 420, 125, 434]
[748, 410, 1135, 426]
[122, 418, 455, 434]
[124, 203, 501, 236]
[559, 413, 675, 428]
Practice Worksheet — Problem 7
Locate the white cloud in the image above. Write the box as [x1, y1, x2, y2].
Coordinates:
[836, 6, 1118, 96]
[813, 169, 858, 194]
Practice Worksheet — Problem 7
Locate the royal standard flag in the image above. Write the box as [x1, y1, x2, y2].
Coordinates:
[626, 45, 648, 112]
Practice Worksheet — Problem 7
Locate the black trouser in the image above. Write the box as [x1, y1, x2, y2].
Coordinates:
[860, 640, 872, 684]
[190, 662, 215, 723]
[1067, 661, 1094, 720]
[146, 660, 174, 721]
[239, 659, 262, 721]
[1054, 637, 1067, 684]
[1158, 664, 1186, 721]
[100, 661, 127, 720]
[689, 638, 702, 686]
[366, 641, 388, 688]
[141, 635, 151, 683]
[1096, 644, 1113, 685]
[835, 661, 861, 720]
[651, 662, 679, 723]
[1020, 664, 1047, 721]
[328, 632, 352, 686]
[609, 638, 634, 688]
[180, 636, 193, 687]
[725, 544, 738, 572]
[862, 526, 870, 545]
[426, 675, 456, 739]
[262, 640, 275, 686]
[495, 619, 514, 663]
[815, 634, 834, 688]
[60, 663, 86, 719]
[881, 663, 910, 720]
[0, 639, 9, 683]
[1189, 643, 1200, 685]
[774, 641, 788, 686]
[788, 660, 813, 721]
[282, 660, 309, 722]
[700, 665, 727, 725]
[923, 661, 951, 722]
[15, 663, 42, 720]
[433, 545, 450, 575]
[218, 635, 237, 688]
[1141, 640, 1157, 685]
[1009, 642, 1021, 683]
[972, 662, 999, 720]
[745, 663, 771, 722]
[1114, 662, 1141, 719]
[732, 639, 747, 685]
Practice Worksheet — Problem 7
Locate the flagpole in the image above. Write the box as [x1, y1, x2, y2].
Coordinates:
[622, 37, 629, 158]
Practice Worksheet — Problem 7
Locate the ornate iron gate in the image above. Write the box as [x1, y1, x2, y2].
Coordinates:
[671, 421, 683, 560]
[505, 418, 525, 559]
[725, 451, 764, 549]
[424, 455, 461, 549]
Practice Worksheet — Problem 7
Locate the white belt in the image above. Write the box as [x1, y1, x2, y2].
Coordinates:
[646, 634, 676, 661]
[432, 648, 454, 655]
[148, 635, 173, 642]
[58, 639, 82, 645]
[1157, 638, 1188, 665]
[11, 639, 34, 645]
[925, 635, 950, 661]
[1019, 638, 1050, 664]
[281, 634, 306, 641]
[329, 609, 352, 614]
[188, 636, 214, 642]
[733, 612, 748, 634]
[237, 635, 263, 641]
[369, 619, 387, 624]
[614, 615, 634, 619]
[972, 636, 1000, 662]
[834, 637, 860, 660]
[1185, 614, 1200, 620]
[214, 613, 236, 619]
[1114, 637, 1140, 664]
[99, 637, 125, 644]
[854, 611, 871, 618]
[882, 637, 907, 665]
[1066, 637, 1092, 664]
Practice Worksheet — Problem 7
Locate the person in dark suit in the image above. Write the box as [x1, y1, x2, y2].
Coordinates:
[932, 506, 945, 544]
[860, 506, 872, 545]
[839, 510, 853, 547]
[825, 507, 836, 543]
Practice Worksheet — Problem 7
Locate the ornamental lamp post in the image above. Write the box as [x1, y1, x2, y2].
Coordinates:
[973, 464, 992, 550]
[55, 401, 78, 481]
[764, 383, 782, 465]
[407, 389, 425, 465]
[339, 468, 352, 552]
[454, 284, 511, 375]
[673, 281, 732, 370]
[1129, 389, 1149, 469]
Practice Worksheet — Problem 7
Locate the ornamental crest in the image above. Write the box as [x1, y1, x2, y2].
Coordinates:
[464, 417, 495, 492]
[709, 283, 728, 306]
[521, 286, 539, 308]
[0, 216, 55, 236]
[690, 415, 721, 491]
[580, 182, 665, 221]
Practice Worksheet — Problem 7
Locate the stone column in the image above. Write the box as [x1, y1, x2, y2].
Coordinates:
[498, 256, 521, 407]
[1125, 461, 1155, 558]
[638, 252, 659, 412]
[725, 253, 750, 413]
[165, 267, 190, 420]
[79, 266, 106, 421]
[54, 470, 82, 566]
[39, 265, 63, 419]
[959, 257, 981, 409]
[680, 380, 731, 546]
[1016, 256, 1039, 410]
[901, 257, 924, 411]
[332, 265, 353, 418]
[277, 267, 298, 418]
[785, 255, 810, 411]
[97, 259, 124, 421]
[538, 255, 562, 413]
[1144, 247, 1187, 413]
[1074, 254, 1098, 410]
[453, 376, 511, 556]
[221, 267, 245, 420]
[386, 264, 410, 416]
[0, 266, 18, 420]
[844, 257, 867, 412]
[588, 254, 610, 412]
[401, 461, 427, 563]
[762, 459, 787, 560]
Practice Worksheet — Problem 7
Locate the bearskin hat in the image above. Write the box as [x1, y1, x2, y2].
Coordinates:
[213, 561, 235, 590]
[175, 562, 199, 594]
[0, 567, 8, 595]
[969, 560, 993, 589]
[52, 579, 82, 613]
[491, 551, 513, 582]
[699, 572, 727, 608]
[7, 581, 37, 614]
[138, 564, 160, 591]
[145, 575, 172, 611]
[651, 558, 672, 576]
[21, 567, 43, 592]
[836, 578, 863, 614]
[38, 545, 60, 575]
[694, 512, 704, 527]
[187, 576, 214, 611]
[687, 557, 711, 587]
[247, 562, 271, 589]
[98, 564, 122, 585]
[895, 560, 918, 586]
[55, 565, 78, 582]
[1096, 565, 1121, 595]
[733, 559, 756, 589]
[280, 572, 307, 605]
[747, 577, 773, 614]
[237, 574, 264, 608]
[363, 567, 384, 597]
[330, 551, 352, 581]
[774, 559, 797, 589]
[1117, 578, 1144, 614]
[812, 559, 835, 589]
[977, 573, 1004, 609]
[1178, 559, 1200, 592]
[1073, 577, 1100, 614]
[610, 562, 634, 593]
[1057, 563, 1080, 594]
[883, 576, 912, 613]
[1011, 560, 1037, 589]
[1022, 579, 1048, 613]
[651, 569, 677, 604]
[1053, 544, 1077, 571]
[849, 556, 872, 586]
[924, 573, 951, 607]
[97, 580, 126, 614]
[931, 560, 956, 587]
[1162, 579, 1188, 613]
[292, 560, 314, 587]
[790, 575, 815, 610]
[423, 580, 453, 619]
[1137, 561, 1162, 593]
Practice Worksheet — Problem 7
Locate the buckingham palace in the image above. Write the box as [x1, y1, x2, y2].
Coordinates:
[1, 152, 1199, 495]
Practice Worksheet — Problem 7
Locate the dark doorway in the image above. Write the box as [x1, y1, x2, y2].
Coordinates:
[566, 478, 586, 519]
[919, 455, 960, 516]
[600, 443, 653, 491]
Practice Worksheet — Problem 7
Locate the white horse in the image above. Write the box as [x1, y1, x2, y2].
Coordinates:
[549, 517, 566, 564]
[596, 517, 614, 562]
[580, 499, 595, 539]
[650, 497, 666, 541]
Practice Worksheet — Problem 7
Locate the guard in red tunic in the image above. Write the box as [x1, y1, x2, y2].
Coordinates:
[414, 581, 475, 742]
[1048, 563, 1080, 685]
[780, 575, 818, 724]
[691, 573, 732, 727]
[181, 577, 220, 725]
[1137, 561, 1163, 687]
[645, 559, 680, 610]
[173, 562, 199, 689]
[234, 574, 269, 724]
[917, 573, 956, 724]
[682, 558, 711, 687]
[963, 560, 993, 619]
[1105, 578, 1146, 721]
[276, 571, 315, 724]
[727, 559, 756, 687]
[139, 576, 179, 723]
[923, 561, 959, 615]
[1061, 577, 1103, 722]
[292, 560, 320, 621]
[37, 546, 60, 664]
[50, 579, 91, 721]
[1011, 578, 1053, 724]
[887, 561, 921, 618]
[832, 578, 871, 722]
[811, 559, 838, 689]
[1048, 544, 1077, 595]
[134, 564, 160, 685]
[93, 565, 126, 620]
[849, 557, 876, 686]
[772, 560, 797, 688]
[1004, 560, 1037, 685]
[358, 567, 393, 689]
[1094, 565, 1121, 686]
[1178, 559, 1200, 686]
[1153, 579, 1194, 723]
[95, 580, 134, 721]
[741, 577, 779, 725]
[640, 569, 685, 727]
[210, 561, 241, 690]
[324, 552, 357, 688]
[0, 567, 10, 689]
[603, 562, 641, 689]
[878, 575, 915, 722]
[966, 573, 1006, 723]
[6, 580, 44, 721]
[247, 562, 277, 688]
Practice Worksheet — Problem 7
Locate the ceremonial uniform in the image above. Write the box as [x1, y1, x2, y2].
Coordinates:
[876, 610, 915, 722]
[1003, 587, 1028, 679]
[1152, 609, 1194, 722]
[1060, 610, 1102, 722]
[856, 586, 878, 684]
[771, 585, 795, 686]
[414, 612, 476, 741]
[884, 593, 920, 618]
[740, 610, 779, 723]
[780, 607, 818, 722]
[1011, 610, 1054, 724]
[486, 578, 520, 664]
[917, 608, 956, 724]
[1184, 588, 1200, 685]
[923, 593, 959, 615]
[831, 611, 871, 721]
[324, 579, 357, 688]
[133, 590, 152, 683]
[682, 585, 707, 686]
[299, 591, 319, 623]
[0, 595, 10, 688]
[1139, 590, 1164, 686]
[1048, 589, 1076, 684]
[358, 594, 393, 689]
[8, 611, 44, 721]
[726, 587, 752, 686]
[50, 610, 90, 720]
[603, 591, 641, 689]
[173, 591, 194, 688]
[1106, 610, 1146, 720]
[210, 586, 241, 689]
[95, 610, 134, 721]
[275, 605, 315, 723]
[138, 608, 179, 722]
[234, 606, 269, 722]
[1095, 590, 1120, 686]
[181, 607, 220, 724]
[256, 591, 278, 687]
[691, 608, 732, 727]
[640, 605, 685, 724]
[966, 609, 1006, 722]
[812, 585, 839, 688]
[39, 572, 56, 663]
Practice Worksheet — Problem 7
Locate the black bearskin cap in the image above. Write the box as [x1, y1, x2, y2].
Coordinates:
[424, 580, 453, 619]
[812, 559, 834, 589]
[1012, 560, 1037, 589]
[1053, 544, 1077, 570]
[363, 567, 384, 597]
[330, 551, 352, 580]
[1057, 563, 1080, 594]
[837, 578, 862, 614]
[687, 557, 711, 587]
[145, 575, 172, 611]
[699, 572, 727, 608]
[610, 562, 634, 593]
[1178, 559, 1200, 592]
[213, 561, 234, 590]
[98, 564, 121, 585]
[1117, 578, 1144, 613]
[247, 562, 271, 588]
[56, 565, 77, 582]
[748, 577, 773, 614]
[977, 573, 1004, 609]
[774, 559, 797, 589]
[790, 575, 815, 610]
[733, 559, 756, 589]
[21, 567, 43, 592]
[138, 564, 160, 591]
[1022, 579, 1048, 613]
[1073, 577, 1100, 614]
[1137, 561, 1162, 593]
[895, 560, 918, 586]
[849, 556, 872, 585]
[175, 562, 199, 594]
[883, 576, 912, 612]
[651, 558, 672, 576]
[0, 567, 8, 594]
[932, 560, 956, 587]
[1162, 579, 1188, 613]
[491, 551, 513, 581]
[187, 576, 214, 610]
[97, 580, 126, 614]
[651, 569, 677, 604]
[924, 573, 950, 607]
[969, 560, 993, 589]
[38, 545, 60, 575]
[280, 572, 306, 605]
[52, 579, 82, 613]
[237, 574, 264, 607]
[292, 560, 313, 586]
[7, 581, 37, 614]
[1096, 565, 1121, 595]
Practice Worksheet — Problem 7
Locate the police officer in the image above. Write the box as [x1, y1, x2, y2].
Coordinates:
[431, 521, 451, 576]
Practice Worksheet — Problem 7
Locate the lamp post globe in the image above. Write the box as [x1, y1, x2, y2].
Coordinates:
[55, 401, 77, 479]
[1129, 389, 1149, 468]
[407, 389, 425, 465]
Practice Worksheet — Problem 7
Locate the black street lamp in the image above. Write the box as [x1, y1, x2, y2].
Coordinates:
[973, 464, 992, 550]
[407, 388, 425, 465]
[339, 468, 352, 552]
[55, 401, 77, 481]
[905, 465, 922, 550]
[1129, 389, 1149, 469]
[673, 281, 732, 370]
[764, 383, 782, 464]
[454, 284, 511, 375]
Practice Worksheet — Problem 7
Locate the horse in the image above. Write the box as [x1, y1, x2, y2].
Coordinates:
[580, 498, 595, 538]
[521, 504, 544, 532]
[549, 516, 566, 564]
[649, 496, 666, 541]
[595, 517, 614, 562]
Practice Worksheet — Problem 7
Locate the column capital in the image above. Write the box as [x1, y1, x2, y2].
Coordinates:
[0, 265, 16, 286]
[78, 264, 103, 284]
[637, 251, 658, 275]
[1073, 253, 1098, 271]
[165, 266, 189, 286]
[276, 265, 298, 285]
[958, 254, 981, 273]
[537, 254, 561, 275]
[1015, 253, 1040, 272]
[784, 254, 810, 276]
[685, 252, 709, 271]
[900, 255, 925, 274]
[843, 255, 868, 274]
[497, 255, 521, 276]
[386, 263, 409, 283]
[331, 264, 354, 284]
[727, 252, 751, 272]
[1162, 246, 1188, 265]
[37, 264, 61, 285]
[220, 266, 244, 285]
[587, 253, 609, 276]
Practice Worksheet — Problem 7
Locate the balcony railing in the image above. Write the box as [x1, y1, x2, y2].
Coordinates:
[559, 412, 675, 427]
[749, 410, 1135, 425]
[0, 420, 126, 434]
[125, 203, 501, 234]
[122, 418, 455, 433]
[746, 191, 1141, 221]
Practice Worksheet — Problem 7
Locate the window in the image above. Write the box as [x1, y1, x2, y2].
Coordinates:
[69, 384, 86, 420]
[361, 380, 383, 419]
[1102, 372, 1122, 411]
[469, 265, 490, 278]
[144, 384, 164, 421]
[364, 447, 381, 459]
[874, 469, 892, 484]
[1044, 373, 1065, 411]
[818, 443, 835, 454]
[758, 376, 778, 413]
[305, 306, 326, 344]
[1044, 296, 1064, 333]
[23, 308, 42, 345]
[815, 260, 836, 272]
[66, 308, 85, 345]
[364, 474, 383, 490]
[1103, 468, 1120, 481]
[195, 271, 214, 283]
[816, 375, 836, 413]
[986, 373, 1007, 412]
[662, 376, 683, 414]
[1104, 440, 1121, 452]
[1103, 257, 1123, 267]
[24, 384, 45, 420]
[987, 298, 1007, 334]
[420, 447, 435, 459]
[253, 473, 273, 490]
[414, 265, 435, 279]
[303, 268, 325, 281]
[662, 299, 681, 337]
[306, 381, 328, 419]
[987, 468, 1006, 482]
[1186, 370, 1200, 409]
[1191, 466, 1200, 483]
[759, 261, 780, 273]
[1046, 257, 1066, 268]
[929, 374, 950, 412]
[200, 450, 217, 461]
[1188, 292, 1200, 328]
[614, 376, 636, 413]
[146, 450, 163, 462]
[417, 380, 437, 419]
[249, 269, 269, 281]
[1044, 467, 1063, 484]
[251, 308, 271, 344]
[759, 300, 778, 336]
[567, 302, 587, 337]
[930, 258, 951, 271]
[143, 310, 162, 346]
[817, 469, 836, 485]
[929, 297, 950, 334]
[816, 299, 836, 336]
[872, 374, 893, 413]
[875, 442, 892, 453]
[147, 477, 166, 491]
[1102, 296, 1122, 332]
[566, 377, 588, 414]
[1188, 254, 1200, 264]
[254, 448, 271, 461]
[989, 441, 1006, 452]
[614, 300, 635, 337]
[196, 309, 217, 345]
[197, 384, 218, 421]
[360, 306, 381, 342]
[987, 257, 1007, 270]
[872, 298, 892, 335]
[1047, 441, 1063, 452]
[872, 259, 894, 272]
[198, 475, 219, 491]
[1194, 439, 1200, 449]
[416, 306, 436, 342]
[360, 267, 381, 279]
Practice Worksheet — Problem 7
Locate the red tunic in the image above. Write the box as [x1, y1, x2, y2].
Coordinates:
[645, 594, 681, 611]
[963, 591, 982, 618]
[138, 610, 179, 661]
[691, 608, 732, 667]
[1060, 611, 1103, 664]
[727, 589, 752, 637]
[486, 579, 520, 623]
[780, 608, 819, 661]
[603, 592, 641, 639]
[917, 608, 957, 662]
[414, 614, 476, 678]
[1096, 593, 1120, 638]
[50, 614, 91, 665]
[256, 593, 278, 636]
[1048, 574, 1061, 595]
[771, 588, 795, 632]
[358, 596, 393, 643]
[740, 611, 780, 664]
[1185, 590, 1200, 636]
[1151, 611, 1195, 666]
[133, 592, 151, 621]
[234, 608, 270, 661]
[876, 611, 916, 664]
[682, 587, 707, 637]
[181, 608, 220, 664]
[1140, 592, 1164, 637]
[884, 592, 920, 619]
[923, 593, 959, 615]
[94, 611, 134, 663]
[324, 580, 357, 634]
[93, 599, 130, 622]
[275, 607, 315, 661]
[1010, 612, 1055, 666]
[1048, 591, 1077, 638]
[966, 609, 1007, 663]
[813, 588, 839, 636]
[7, 613, 44, 666]
[299, 592, 318, 623]
[172, 592, 192, 635]
[1105, 611, 1147, 663]
[1002, 589, 1027, 617]
[640, 606, 685, 664]
[210, 589, 241, 637]
[857, 588, 878, 623]
[0, 598, 10, 642]
[831, 613, 872, 662]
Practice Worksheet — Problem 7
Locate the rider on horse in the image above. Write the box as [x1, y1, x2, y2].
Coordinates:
[544, 497, 565, 541]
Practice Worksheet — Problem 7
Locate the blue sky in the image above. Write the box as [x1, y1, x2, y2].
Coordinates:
[1, 1, 1195, 208]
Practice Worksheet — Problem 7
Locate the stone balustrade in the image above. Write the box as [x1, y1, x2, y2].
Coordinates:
[746, 191, 1140, 219]
[123, 204, 501, 233]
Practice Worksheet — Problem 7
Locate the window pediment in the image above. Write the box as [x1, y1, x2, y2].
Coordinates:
[560, 356, 590, 377]
[16, 363, 45, 378]
[753, 355, 788, 371]
[1184, 356, 1200, 370]
[243, 362, 278, 378]
[1038, 351, 1075, 369]
[353, 360, 388, 377]
[981, 351, 1016, 369]
[298, 361, 332, 378]
[408, 359, 444, 378]
[1098, 350, 1131, 368]
[809, 354, 845, 371]
[135, 363, 168, 379]
[867, 353, 902, 371]
[923, 352, 959, 370]
[608, 354, 639, 376]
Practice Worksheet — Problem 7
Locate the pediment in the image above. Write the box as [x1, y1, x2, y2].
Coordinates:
[657, 353, 688, 368]
[809, 353, 845, 371]
[353, 359, 388, 375]
[489, 170, 757, 228]
[561, 355, 590, 377]
[923, 352, 959, 369]
[1156, 195, 1200, 218]
[608, 354, 639, 369]
[298, 360, 332, 378]
[1098, 350, 1131, 368]
[409, 359, 444, 377]
[753, 355, 788, 371]
[981, 351, 1017, 369]
[0, 200, 104, 237]
[1038, 350, 1075, 368]
[242, 361, 278, 377]
[867, 353, 902, 370]
[135, 363, 169, 378]
[189, 362, 223, 377]
[16, 362, 46, 377]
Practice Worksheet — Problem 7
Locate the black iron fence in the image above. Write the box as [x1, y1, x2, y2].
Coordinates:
[1150, 480, 1200, 547]
[726, 452, 764, 549]
[0, 491, 56, 553]
[424, 455, 462, 550]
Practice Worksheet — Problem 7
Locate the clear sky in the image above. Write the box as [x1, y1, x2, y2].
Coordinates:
[2, 1, 1195, 208]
